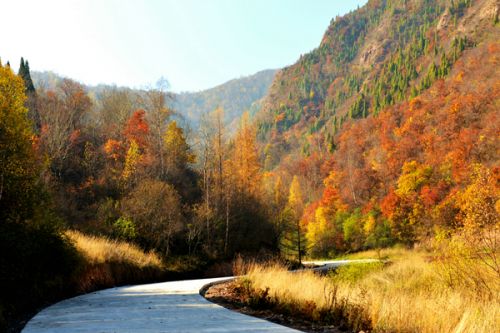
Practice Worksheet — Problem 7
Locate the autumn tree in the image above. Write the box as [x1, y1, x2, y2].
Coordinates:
[232, 112, 262, 197]
[163, 120, 195, 179]
[280, 176, 305, 263]
[142, 78, 173, 179]
[0, 63, 39, 222]
[98, 87, 136, 139]
[305, 173, 348, 256]
[121, 179, 183, 256]
[116, 109, 150, 189]
[37, 79, 92, 180]
[0, 63, 79, 327]
[197, 108, 232, 255]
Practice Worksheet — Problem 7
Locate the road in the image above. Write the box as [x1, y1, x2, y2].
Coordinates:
[303, 259, 379, 273]
[23, 260, 376, 332]
[22, 277, 298, 333]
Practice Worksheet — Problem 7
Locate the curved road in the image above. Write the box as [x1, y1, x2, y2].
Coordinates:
[23, 260, 376, 332]
[22, 277, 298, 333]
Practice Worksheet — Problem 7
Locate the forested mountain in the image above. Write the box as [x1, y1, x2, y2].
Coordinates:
[173, 69, 277, 126]
[256, 0, 499, 255]
[31, 69, 277, 127]
[1, 0, 498, 329]
[259, 0, 498, 164]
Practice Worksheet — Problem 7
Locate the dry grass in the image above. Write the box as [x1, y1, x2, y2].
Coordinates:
[241, 249, 500, 333]
[66, 230, 163, 268]
[66, 230, 165, 293]
[332, 246, 410, 261]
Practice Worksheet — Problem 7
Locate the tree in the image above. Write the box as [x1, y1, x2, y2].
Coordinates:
[233, 112, 262, 197]
[123, 109, 149, 149]
[122, 180, 183, 256]
[456, 164, 498, 230]
[280, 176, 305, 263]
[305, 175, 347, 256]
[121, 139, 141, 186]
[99, 87, 136, 139]
[37, 79, 91, 179]
[142, 78, 173, 179]
[17, 58, 40, 132]
[163, 120, 195, 178]
[0, 63, 39, 222]
[343, 209, 365, 251]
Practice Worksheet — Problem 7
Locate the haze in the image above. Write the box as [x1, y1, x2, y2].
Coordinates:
[1, 0, 366, 92]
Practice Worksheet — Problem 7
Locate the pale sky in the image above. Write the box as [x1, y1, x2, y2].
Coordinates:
[1, 0, 367, 92]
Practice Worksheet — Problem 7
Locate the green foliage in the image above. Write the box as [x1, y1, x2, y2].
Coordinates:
[113, 217, 137, 241]
[343, 210, 365, 251]
[0, 63, 39, 222]
[17, 57, 35, 93]
[364, 218, 394, 250]
[278, 206, 304, 261]
[330, 261, 385, 284]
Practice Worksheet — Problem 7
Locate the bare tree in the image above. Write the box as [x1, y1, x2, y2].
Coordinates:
[140, 78, 174, 179]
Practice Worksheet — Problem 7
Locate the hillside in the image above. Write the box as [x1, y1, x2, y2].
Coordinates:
[31, 69, 276, 127]
[255, 0, 499, 256]
[257, 0, 499, 170]
[173, 69, 277, 126]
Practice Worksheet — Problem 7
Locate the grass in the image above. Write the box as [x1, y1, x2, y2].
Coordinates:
[66, 230, 166, 293]
[331, 245, 410, 261]
[237, 248, 500, 332]
[67, 230, 163, 268]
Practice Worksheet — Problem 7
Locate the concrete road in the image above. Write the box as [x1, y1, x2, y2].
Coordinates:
[303, 259, 379, 273]
[22, 277, 298, 333]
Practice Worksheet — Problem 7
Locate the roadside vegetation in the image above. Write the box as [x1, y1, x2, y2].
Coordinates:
[232, 243, 499, 333]
[67, 231, 166, 293]
[1, 0, 498, 332]
[0, 227, 168, 332]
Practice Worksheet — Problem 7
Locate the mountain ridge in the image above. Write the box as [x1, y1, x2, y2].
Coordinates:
[31, 68, 277, 127]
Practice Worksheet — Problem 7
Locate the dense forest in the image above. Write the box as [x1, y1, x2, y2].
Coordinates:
[0, 59, 274, 329]
[31, 68, 277, 130]
[256, 0, 499, 258]
[1, 0, 498, 330]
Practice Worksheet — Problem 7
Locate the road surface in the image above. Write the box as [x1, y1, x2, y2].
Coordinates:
[23, 260, 376, 332]
[22, 277, 298, 333]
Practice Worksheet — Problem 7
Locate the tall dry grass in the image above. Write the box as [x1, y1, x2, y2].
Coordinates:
[241, 249, 500, 333]
[67, 230, 163, 268]
[66, 230, 165, 292]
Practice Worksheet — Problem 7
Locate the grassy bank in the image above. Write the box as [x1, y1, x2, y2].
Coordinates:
[1, 229, 167, 332]
[67, 231, 166, 293]
[235, 248, 499, 332]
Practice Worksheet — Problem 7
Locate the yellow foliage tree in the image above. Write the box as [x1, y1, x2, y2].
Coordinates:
[396, 161, 432, 197]
[0, 63, 39, 222]
[122, 139, 141, 183]
[288, 175, 304, 215]
[456, 164, 499, 230]
[280, 175, 305, 263]
[233, 112, 261, 197]
[163, 120, 195, 169]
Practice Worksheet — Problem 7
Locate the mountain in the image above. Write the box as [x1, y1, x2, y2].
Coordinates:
[31, 69, 277, 127]
[256, 0, 499, 169]
[173, 69, 277, 126]
[254, 0, 499, 254]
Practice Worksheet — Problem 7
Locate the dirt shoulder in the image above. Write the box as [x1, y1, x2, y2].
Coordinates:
[203, 280, 343, 333]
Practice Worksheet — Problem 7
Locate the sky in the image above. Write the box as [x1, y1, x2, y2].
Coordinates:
[1, 0, 367, 92]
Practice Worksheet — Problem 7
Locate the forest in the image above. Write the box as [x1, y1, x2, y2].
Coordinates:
[0, 58, 276, 329]
[1, 0, 498, 331]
